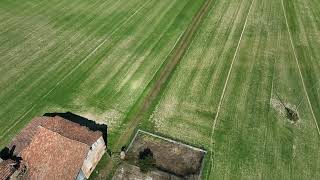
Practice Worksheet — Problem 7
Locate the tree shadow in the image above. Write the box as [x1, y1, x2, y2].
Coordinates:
[0, 145, 22, 164]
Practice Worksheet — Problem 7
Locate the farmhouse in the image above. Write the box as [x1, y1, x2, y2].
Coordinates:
[0, 114, 107, 180]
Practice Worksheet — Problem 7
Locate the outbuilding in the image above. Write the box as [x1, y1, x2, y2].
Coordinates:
[1, 114, 107, 180]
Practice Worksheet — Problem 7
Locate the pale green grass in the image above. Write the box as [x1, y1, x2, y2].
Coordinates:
[148, 0, 253, 146]
[147, 0, 320, 179]
[1, 0, 320, 179]
[0, 0, 204, 146]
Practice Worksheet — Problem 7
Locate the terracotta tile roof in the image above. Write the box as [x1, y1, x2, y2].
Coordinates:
[42, 116, 102, 146]
[9, 116, 51, 155]
[21, 126, 90, 180]
[9, 116, 102, 155]
[5, 115, 105, 179]
[0, 159, 17, 180]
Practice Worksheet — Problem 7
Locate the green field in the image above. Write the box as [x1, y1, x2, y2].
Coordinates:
[146, 0, 320, 179]
[1, 0, 320, 179]
[0, 0, 204, 145]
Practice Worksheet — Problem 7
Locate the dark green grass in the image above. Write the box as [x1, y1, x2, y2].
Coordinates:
[0, 0, 204, 148]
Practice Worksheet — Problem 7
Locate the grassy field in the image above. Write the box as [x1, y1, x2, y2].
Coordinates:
[1, 0, 320, 179]
[0, 0, 205, 147]
[145, 0, 320, 179]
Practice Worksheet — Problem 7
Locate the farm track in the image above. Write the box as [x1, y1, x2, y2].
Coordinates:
[97, 0, 213, 177]
[2, 0, 320, 179]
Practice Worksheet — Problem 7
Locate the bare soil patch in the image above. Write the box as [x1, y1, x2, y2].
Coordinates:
[113, 163, 181, 180]
[271, 98, 299, 123]
[118, 130, 206, 179]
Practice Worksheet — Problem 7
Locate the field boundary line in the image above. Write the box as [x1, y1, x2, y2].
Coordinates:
[138, 129, 207, 152]
[126, 129, 207, 153]
[0, 0, 152, 138]
[281, 0, 320, 137]
[125, 129, 206, 179]
[207, 0, 255, 178]
[126, 129, 140, 153]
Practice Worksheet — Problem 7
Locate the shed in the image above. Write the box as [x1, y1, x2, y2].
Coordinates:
[2, 114, 107, 180]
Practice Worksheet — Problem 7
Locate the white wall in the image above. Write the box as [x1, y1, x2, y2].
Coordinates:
[81, 137, 106, 178]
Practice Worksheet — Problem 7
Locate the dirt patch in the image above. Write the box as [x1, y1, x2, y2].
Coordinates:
[113, 163, 181, 180]
[123, 130, 206, 179]
[271, 98, 299, 123]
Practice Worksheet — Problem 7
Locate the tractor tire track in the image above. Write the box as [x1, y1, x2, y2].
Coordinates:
[98, 0, 214, 178]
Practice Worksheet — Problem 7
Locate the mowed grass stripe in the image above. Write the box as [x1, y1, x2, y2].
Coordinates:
[0, 0, 151, 136]
[0, 0, 106, 79]
[0, 0, 116, 51]
[94, 0, 212, 177]
[174, 0, 246, 143]
[87, 0, 181, 104]
[0, 0, 75, 29]
[265, 1, 320, 175]
[0, 0, 101, 75]
[0, 0, 135, 119]
[283, 0, 320, 129]
[0, 0, 146, 102]
[147, 0, 255, 148]
[207, 0, 255, 176]
[76, 0, 208, 137]
[0, 0, 91, 44]
[0, 0, 205, 151]
[281, 0, 320, 136]
[210, 0, 320, 178]
[93, 0, 195, 111]
[179, 0, 239, 107]
[0, 0, 103, 104]
[211, 0, 278, 177]
[54, 0, 170, 105]
[0, 0, 49, 29]
[0, 0, 128, 76]
[70, 0, 205, 115]
[0, 0, 167, 134]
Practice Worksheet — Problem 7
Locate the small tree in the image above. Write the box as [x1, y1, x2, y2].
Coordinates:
[285, 107, 299, 122]
[137, 148, 156, 173]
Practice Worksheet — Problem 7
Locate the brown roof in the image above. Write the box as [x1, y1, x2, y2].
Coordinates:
[9, 116, 102, 155]
[21, 126, 90, 180]
[0, 159, 17, 180]
[42, 116, 102, 146]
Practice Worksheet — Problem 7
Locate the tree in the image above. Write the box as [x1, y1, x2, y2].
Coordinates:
[137, 148, 156, 173]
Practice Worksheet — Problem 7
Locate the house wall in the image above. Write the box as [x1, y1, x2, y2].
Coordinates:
[81, 137, 106, 178]
[76, 169, 86, 180]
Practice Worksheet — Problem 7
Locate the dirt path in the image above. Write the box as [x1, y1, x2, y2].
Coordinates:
[96, 0, 213, 178]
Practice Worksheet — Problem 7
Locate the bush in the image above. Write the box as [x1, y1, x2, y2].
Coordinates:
[137, 148, 156, 173]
